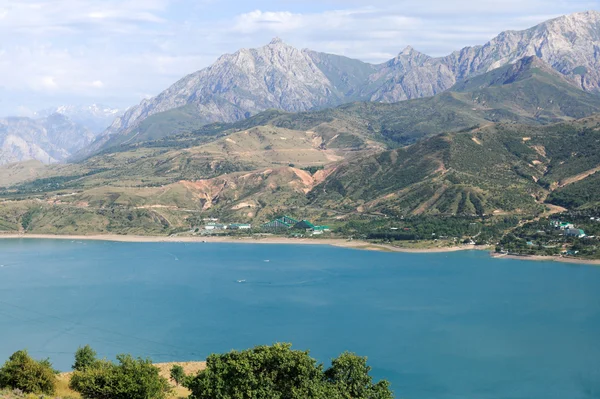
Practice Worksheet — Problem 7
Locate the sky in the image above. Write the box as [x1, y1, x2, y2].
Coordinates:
[0, 0, 598, 116]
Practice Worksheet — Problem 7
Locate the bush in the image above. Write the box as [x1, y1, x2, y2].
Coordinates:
[73, 345, 98, 371]
[325, 352, 393, 399]
[0, 350, 57, 395]
[70, 352, 170, 399]
[185, 343, 393, 399]
[170, 364, 186, 386]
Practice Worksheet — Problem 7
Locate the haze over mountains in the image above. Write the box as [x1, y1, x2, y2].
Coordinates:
[34, 105, 123, 134]
[0, 105, 123, 165]
[79, 10, 600, 157]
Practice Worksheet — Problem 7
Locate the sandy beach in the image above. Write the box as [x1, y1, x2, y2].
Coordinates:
[490, 252, 600, 265]
[2, 233, 599, 264]
[0, 232, 482, 253]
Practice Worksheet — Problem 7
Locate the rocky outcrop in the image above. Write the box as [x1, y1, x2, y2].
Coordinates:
[99, 38, 336, 139]
[371, 11, 600, 102]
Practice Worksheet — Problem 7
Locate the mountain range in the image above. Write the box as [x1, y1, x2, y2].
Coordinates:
[1, 11, 600, 234]
[0, 114, 95, 165]
[81, 10, 600, 157]
[0, 105, 123, 165]
[89, 54, 600, 154]
[34, 104, 123, 134]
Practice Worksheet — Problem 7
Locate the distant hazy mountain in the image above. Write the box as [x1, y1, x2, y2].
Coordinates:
[0, 114, 95, 165]
[35, 104, 123, 133]
[84, 10, 600, 156]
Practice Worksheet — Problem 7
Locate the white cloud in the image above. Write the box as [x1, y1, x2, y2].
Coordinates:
[0, 0, 597, 116]
[41, 76, 58, 90]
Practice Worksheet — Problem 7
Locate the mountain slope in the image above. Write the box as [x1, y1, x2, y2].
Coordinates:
[372, 11, 600, 102]
[86, 38, 338, 154]
[308, 116, 600, 216]
[448, 56, 600, 121]
[0, 114, 95, 165]
[35, 104, 123, 133]
[2, 115, 600, 234]
[85, 10, 600, 156]
[92, 55, 600, 153]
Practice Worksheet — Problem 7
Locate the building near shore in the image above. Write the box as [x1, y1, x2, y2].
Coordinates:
[565, 228, 586, 238]
[262, 216, 330, 235]
[204, 222, 226, 230]
[229, 223, 252, 230]
[293, 220, 315, 230]
[551, 220, 574, 230]
[262, 216, 299, 230]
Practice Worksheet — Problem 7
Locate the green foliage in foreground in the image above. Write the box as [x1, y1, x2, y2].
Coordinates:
[170, 365, 186, 386]
[185, 343, 393, 399]
[69, 353, 170, 399]
[72, 345, 97, 372]
[0, 350, 57, 395]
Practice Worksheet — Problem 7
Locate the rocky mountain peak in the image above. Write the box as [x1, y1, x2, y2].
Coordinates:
[82, 10, 600, 158]
[269, 37, 285, 46]
[388, 46, 430, 68]
[557, 9, 600, 23]
[400, 45, 416, 55]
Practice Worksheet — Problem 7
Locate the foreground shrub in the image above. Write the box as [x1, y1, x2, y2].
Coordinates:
[325, 351, 393, 399]
[170, 364, 186, 386]
[72, 345, 98, 371]
[185, 343, 393, 399]
[0, 350, 57, 395]
[70, 353, 170, 399]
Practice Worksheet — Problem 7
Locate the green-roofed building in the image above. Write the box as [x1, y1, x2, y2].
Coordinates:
[262, 216, 301, 230]
[293, 220, 315, 230]
[262, 219, 292, 230]
[279, 216, 299, 225]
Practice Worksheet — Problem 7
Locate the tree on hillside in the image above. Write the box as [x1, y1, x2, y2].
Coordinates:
[170, 364, 186, 386]
[70, 352, 171, 399]
[0, 350, 57, 395]
[73, 345, 98, 371]
[184, 343, 393, 399]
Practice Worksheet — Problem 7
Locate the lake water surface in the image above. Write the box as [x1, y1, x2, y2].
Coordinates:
[0, 239, 599, 399]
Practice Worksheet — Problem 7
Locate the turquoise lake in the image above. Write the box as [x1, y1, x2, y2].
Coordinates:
[0, 239, 599, 398]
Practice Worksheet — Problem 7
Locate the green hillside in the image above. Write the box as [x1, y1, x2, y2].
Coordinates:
[2, 115, 600, 237]
[1, 59, 600, 237]
[309, 116, 600, 216]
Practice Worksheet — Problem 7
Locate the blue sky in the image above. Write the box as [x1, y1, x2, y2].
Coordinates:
[0, 0, 598, 116]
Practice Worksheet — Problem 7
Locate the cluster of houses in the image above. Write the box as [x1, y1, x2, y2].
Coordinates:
[261, 216, 330, 235]
[202, 218, 252, 231]
[550, 220, 586, 238]
[200, 216, 331, 236]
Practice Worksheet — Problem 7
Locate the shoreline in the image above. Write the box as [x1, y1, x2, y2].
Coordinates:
[0, 232, 481, 253]
[490, 252, 600, 265]
[1, 233, 598, 264]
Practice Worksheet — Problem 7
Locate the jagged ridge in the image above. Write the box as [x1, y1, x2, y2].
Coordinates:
[84, 11, 600, 156]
